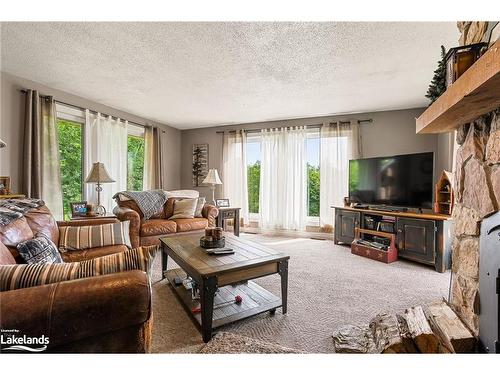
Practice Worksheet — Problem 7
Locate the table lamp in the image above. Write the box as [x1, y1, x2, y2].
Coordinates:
[202, 169, 222, 205]
[85, 162, 115, 214]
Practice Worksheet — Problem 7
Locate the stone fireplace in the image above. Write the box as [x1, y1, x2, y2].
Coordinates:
[450, 22, 500, 335]
[452, 109, 499, 334]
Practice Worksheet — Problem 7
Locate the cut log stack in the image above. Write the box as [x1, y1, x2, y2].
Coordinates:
[401, 305, 443, 353]
[333, 300, 476, 353]
[425, 301, 477, 353]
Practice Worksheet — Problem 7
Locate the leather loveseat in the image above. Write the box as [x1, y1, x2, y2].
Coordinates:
[0, 205, 152, 353]
[113, 190, 219, 248]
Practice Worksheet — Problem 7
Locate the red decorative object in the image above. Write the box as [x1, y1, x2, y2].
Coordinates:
[351, 228, 398, 264]
[235, 295, 243, 304]
[191, 306, 201, 314]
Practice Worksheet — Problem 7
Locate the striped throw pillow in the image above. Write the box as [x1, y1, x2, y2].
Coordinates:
[0, 245, 158, 292]
[59, 221, 131, 251]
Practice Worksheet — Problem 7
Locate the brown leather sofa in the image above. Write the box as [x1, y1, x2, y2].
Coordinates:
[0, 205, 152, 353]
[113, 196, 219, 248]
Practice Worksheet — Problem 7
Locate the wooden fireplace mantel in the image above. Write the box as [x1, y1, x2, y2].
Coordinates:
[416, 40, 500, 134]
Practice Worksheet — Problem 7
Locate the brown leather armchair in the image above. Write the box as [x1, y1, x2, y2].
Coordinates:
[114, 196, 219, 248]
[0, 205, 152, 353]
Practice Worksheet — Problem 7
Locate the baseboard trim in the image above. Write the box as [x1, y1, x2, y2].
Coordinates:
[240, 228, 332, 240]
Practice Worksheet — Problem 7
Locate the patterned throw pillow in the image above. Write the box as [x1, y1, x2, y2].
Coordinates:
[195, 197, 206, 218]
[0, 245, 158, 292]
[169, 198, 198, 219]
[17, 234, 63, 264]
[59, 221, 131, 251]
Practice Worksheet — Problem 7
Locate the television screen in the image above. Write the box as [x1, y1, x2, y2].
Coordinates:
[348, 152, 434, 209]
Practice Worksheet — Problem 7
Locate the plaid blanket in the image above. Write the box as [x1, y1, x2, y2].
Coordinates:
[0, 198, 45, 226]
[113, 190, 168, 220]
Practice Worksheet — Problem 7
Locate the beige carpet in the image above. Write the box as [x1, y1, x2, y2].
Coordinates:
[150, 233, 450, 353]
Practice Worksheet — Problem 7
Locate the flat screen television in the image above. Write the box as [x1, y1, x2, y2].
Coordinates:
[348, 152, 434, 209]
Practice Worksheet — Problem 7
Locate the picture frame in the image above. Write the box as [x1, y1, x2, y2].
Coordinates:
[215, 198, 230, 208]
[0, 176, 11, 194]
[70, 201, 88, 217]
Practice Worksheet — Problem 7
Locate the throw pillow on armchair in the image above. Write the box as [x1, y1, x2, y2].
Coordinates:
[16, 234, 63, 264]
[59, 221, 132, 251]
[0, 245, 158, 292]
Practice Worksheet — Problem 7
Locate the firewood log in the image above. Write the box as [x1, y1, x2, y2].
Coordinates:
[369, 313, 417, 353]
[332, 325, 377, 353]
[424, 301, 476, 353]
[400, 306, 441, 353]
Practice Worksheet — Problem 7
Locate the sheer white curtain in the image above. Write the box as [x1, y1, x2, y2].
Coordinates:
[84, 110, 128, 213]
[259, 126, 308, 231]
[222, 130, 249, 225]
[319, 120, 362, 229]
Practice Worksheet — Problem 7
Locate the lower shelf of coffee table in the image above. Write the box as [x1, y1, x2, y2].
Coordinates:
[166, 268, 282, 329]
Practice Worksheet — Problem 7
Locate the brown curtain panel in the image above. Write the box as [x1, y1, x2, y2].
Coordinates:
[144, 126, 164, 190]
[22, 90, 42, 197]
[22, 90, 64, 219]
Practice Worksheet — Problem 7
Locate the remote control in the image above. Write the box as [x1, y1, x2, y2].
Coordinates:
[209, 249, 235, 255]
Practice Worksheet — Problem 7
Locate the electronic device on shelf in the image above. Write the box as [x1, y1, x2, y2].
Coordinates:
[368, 205, 409, 212]
[348, 152, 434, 210]
[364, 216, 378, 230]
[353, 203, 369, 209]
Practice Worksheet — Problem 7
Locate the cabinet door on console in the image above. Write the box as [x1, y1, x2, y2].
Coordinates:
[335, 210, 360, 244]
[396, 218, 436, 264]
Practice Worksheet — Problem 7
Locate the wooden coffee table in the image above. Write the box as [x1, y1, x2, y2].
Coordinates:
[160, 233, 289, 342]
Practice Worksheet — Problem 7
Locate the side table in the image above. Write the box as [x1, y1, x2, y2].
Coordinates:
[0, 194, 26, 199]
[216, 207, 240, 236]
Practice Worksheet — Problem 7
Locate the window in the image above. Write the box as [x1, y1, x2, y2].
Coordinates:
[56, 104, 85, 220]
[246, 133, 261, 215]
[306, 130, 320, 217]
[243, 128, 320, 223]
[57, 120, 83, 219]
[127, 124, 145, 191]
[56, 103, 147, 219]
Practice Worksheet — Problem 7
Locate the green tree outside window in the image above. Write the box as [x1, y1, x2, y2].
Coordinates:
[247, 161, 261, 213]
[57, 119, 83, 220]
[307, 163, 320, 217]
[127, 135, 145, 191]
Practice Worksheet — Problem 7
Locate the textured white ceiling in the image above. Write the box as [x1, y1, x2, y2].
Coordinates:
[0, 22, 459, 129]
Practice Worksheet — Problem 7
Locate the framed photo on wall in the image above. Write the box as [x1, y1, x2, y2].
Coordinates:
[70, 201, 88, 217]
[215, 198, 230, 208]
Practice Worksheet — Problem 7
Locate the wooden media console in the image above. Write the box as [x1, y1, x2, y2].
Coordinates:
[333, 206, 452, 272]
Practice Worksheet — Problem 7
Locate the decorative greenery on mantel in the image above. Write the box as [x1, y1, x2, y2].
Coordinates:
[425, 45, 447, 104]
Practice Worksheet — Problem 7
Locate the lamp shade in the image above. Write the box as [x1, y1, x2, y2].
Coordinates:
[202, 169, 222, 185]
[0, 139, 6, 148]
[85, 162, 115, 183]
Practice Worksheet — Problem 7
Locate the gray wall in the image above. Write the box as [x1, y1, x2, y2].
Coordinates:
[0, 72, 181, 192]
[181, 108, 451, 199]
[0, 70, 455, 200]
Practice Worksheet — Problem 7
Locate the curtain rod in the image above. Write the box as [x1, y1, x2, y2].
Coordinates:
[215, 119, 372, 134]
[20, 89, 151, 129]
